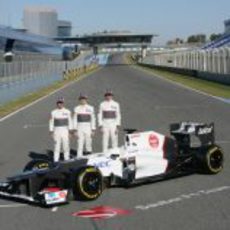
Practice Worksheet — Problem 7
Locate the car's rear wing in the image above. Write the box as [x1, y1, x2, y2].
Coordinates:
[170, 122, 215, 149]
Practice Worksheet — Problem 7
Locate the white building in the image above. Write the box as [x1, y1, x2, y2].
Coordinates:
[23, 6, 58, 37]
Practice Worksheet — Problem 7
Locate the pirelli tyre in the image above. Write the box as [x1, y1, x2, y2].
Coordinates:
[72, 166, 104, 201]
[23, 159, 52, 172]
[200, 145, 224, 174]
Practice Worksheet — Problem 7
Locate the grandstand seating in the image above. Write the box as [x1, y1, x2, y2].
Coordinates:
[202, 33, 230, 49]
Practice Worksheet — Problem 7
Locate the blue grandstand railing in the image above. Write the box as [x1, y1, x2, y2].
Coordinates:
[202, 33, 230, 49]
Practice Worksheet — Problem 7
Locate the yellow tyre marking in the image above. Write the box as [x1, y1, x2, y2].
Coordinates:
[78, 169, 101, 199]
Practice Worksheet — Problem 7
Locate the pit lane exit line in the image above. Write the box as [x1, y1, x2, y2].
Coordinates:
[135, 185, 230, 211]
[0, 204, 27, 208]
[23, 124, 47, 129]
[154, 104, 209, 110]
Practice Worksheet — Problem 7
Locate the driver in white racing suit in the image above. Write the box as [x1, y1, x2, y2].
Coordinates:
[73, 94, 96, 158]
[49, 98, 72, 162]
[98, 90, 121, 153]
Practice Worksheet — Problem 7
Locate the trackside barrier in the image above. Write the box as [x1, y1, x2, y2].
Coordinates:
[63, 63, 98, 80]
[0, 52, 100, 105]
[140, 47, 230, 85]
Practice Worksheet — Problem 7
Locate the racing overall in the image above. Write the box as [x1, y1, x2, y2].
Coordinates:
[98, 100, 121, 153]
[49, 108, 72, 162]
[73, 104, 96, 157]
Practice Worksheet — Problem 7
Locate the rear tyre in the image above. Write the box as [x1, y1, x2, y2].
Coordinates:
[200, 145, 224, 174]
[72, 166, 104, 201]
[23, 159, 52, 172]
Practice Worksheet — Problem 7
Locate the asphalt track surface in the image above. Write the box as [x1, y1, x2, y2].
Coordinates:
[0, 54, 230, 230]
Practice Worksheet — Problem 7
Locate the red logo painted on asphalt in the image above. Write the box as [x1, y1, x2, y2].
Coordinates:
[72, 206, 131, 220]
[149, 134, 159, 149]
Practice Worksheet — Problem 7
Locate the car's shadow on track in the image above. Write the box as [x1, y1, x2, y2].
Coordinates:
[0, 195, 69, 209]
[0, 195, 40, 208]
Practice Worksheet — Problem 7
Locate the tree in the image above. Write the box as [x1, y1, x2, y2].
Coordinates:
[187, 34, 206, 43]
[175, 38, 184, 44]
[210, 33, 222, 41]
[167, 38, 184, 45]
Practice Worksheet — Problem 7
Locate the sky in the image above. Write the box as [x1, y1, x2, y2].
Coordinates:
[0, 0, 229, 45]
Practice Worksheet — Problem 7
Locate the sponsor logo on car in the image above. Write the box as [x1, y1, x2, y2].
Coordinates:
[93, 161, 110, 168]
[59, 191, 67, 199]
[47, 192, 56, 198]
[44, 190, 68, 205]
[149, 134, 159, 149]
[198, 127, 213, 135]
[130, 134, 140, 138]
[127, 149, 138, 154]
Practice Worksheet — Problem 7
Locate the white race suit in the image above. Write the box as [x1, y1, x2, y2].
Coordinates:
[49, 108, 72, 162]
[73, 104, 96, 157]
[98, 100, 121, 153]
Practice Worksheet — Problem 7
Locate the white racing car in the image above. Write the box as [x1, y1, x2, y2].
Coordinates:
[0, 122, 224, 206]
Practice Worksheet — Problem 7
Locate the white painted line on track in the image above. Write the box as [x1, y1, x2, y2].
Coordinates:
[216, 140, 230, 145]
[135, 186, 230, 211]
[0, 70, 98, 123]
[154, 104, 208, 110]
[0, 204, 27, 208]
[23, 124, 47, 129]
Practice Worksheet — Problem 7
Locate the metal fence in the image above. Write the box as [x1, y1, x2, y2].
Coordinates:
[142, 47, 230, 75]
[0, 52, 96, 105]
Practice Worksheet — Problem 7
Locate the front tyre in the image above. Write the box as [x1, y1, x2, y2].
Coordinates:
[200, 145, 224, 174]
[72, 166, 104, 201]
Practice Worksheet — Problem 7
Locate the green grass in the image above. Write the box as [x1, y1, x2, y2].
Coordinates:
[135, 65, 230, 98]
[0, 66, 99, 118]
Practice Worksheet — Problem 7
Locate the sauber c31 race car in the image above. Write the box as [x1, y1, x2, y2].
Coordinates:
[0, 122, 224, 206]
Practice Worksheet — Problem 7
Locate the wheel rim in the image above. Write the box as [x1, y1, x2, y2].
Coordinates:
[81, 172, 101, 197]
[209, 150, 223, 171]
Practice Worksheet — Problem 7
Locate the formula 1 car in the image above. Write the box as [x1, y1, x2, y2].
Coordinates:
[0, 122, 224, 206]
